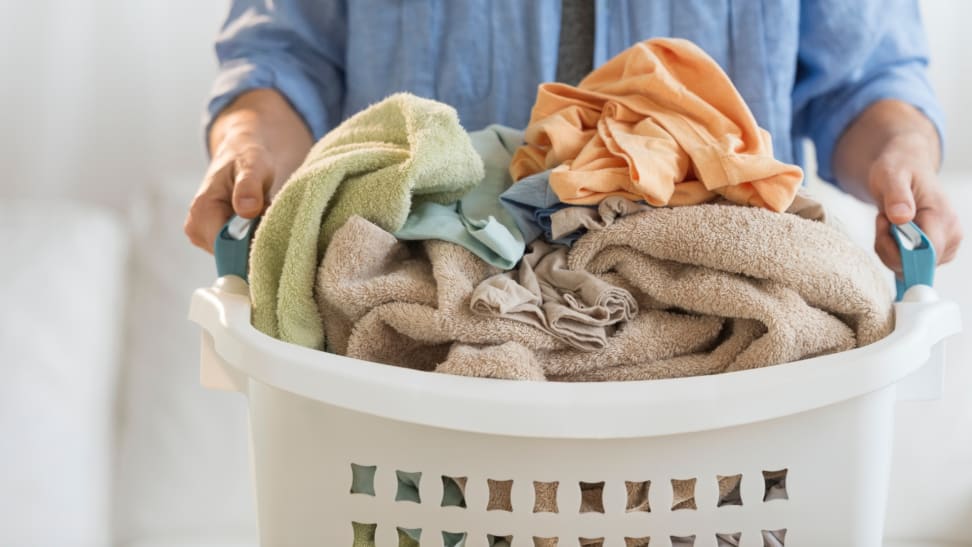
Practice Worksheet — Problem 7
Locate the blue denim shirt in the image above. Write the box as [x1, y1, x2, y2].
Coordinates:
[207, 0, 942, 183]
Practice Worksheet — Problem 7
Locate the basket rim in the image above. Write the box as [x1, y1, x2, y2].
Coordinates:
[189, 276, 961, 439]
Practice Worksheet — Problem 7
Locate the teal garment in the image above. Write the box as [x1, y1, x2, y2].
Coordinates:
[395, 125, 526, 269]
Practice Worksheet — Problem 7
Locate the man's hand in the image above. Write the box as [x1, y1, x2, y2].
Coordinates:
[184, 89, 313, 252]
[834, 99, 962, 271]
[868, 133, 961, 271]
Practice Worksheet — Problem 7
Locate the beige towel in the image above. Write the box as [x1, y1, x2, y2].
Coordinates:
[318, 202, 892, 381]
[470, 240, 637, 351]
[549, 190, 827, 242]
[318, 216, 718, 379]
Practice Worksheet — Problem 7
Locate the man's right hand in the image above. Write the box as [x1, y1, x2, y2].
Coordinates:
[184, 89, 313, 253]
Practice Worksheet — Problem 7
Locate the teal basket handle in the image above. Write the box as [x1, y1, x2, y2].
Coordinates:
[890, 221, 936, 301]
[214, 215, 259, 282]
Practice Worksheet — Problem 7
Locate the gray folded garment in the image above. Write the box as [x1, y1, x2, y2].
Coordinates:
[469, 240, 638, 351]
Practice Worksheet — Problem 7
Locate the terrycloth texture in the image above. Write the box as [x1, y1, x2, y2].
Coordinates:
[395, 125, 526, 269]
[470, 240, 638, 351]
[438, 343, 546, 381]
[319, 203, 892, 381]
[549, 190, 827, 242]
[510, 38, 804, 212]
[249, 93, 484, 348]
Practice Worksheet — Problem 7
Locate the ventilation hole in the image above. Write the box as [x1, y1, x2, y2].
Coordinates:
[489, 534, 513, 546]
[443, 530, 468, 547]
[533, 481, 559, 513]
[717, 474, 743, 507]
[395, 470, 422, 503]
[534, 537, 559, 547]
[670, 535, 695, 547]
[762, 469, 788, 501]
[716, 532, 741, 546]
[625, 480, 651, 512]
[761, 529, 787, 546]
[671, 478, 697, 510]
[579, 481, 605, 513]
[398, 527, 421, 543]
[442, 475, 467, 508]
[487, 479, 514, 511]
[349, 463, 377, 496]
[625, 538, 650, 547]
[351, 522, 376, 544]
[579, 538, 604, 547]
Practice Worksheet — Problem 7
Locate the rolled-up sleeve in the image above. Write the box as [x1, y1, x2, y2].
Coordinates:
[205, 0, 346, 141]
[792, 0, 944, 184]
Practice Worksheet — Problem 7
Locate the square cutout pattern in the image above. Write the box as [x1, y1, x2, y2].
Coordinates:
[762, 469, 789, 501]
[347, 467, 791, 543]
[395, 470, 422, 503]
[441, 475, 467, 508]
[716, 532, 741, 546]
[762, 529, 787, 546]
[717, 474, 743, 507]
[349, 463, 376, 496]
[533, 481, 559, 513]
[670, 478, 697, 510]
[580, 481, 605, 513]
[487, 479, 514, 511]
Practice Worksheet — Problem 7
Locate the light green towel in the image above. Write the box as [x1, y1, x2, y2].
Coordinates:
[395, 125, 526, 269]
[249, 93, 484, 348]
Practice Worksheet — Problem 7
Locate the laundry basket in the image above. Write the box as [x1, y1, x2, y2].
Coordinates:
[190, 221, 961, 547]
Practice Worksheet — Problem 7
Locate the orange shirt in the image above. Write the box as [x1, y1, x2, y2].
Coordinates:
[510, 38, 803, 212]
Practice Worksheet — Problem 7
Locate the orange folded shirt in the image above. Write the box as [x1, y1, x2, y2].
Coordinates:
[510, 38, 804, 212]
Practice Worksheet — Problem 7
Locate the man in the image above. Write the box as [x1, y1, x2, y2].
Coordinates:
[185, 0, 961, 271]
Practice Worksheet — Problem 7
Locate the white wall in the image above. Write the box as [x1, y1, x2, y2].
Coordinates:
[0, 0, 225, 210]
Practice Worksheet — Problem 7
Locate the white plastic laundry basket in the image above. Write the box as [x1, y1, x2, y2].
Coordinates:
[190, 276, 960, 547]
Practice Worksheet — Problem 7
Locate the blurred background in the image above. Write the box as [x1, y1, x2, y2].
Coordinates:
[0, 2, 969, 546]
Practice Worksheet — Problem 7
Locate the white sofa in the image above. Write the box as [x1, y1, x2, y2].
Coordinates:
[0, 176, 968, 547]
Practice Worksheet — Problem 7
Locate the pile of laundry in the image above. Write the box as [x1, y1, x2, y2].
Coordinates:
[247, 38, 893, 384]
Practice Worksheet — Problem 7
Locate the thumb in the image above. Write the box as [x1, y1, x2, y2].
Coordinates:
[871, 164, 915, 225]
[231, 149, 274, 219]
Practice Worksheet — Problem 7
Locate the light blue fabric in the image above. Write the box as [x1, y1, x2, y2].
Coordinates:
[498, 170, 559, 245]
[394, 125, 526, 269]
[207, 0, 942, 185]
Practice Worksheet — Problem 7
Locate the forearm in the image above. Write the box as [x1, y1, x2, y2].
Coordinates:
[831, 99, 940, 202]
[208, 88, 313, 186]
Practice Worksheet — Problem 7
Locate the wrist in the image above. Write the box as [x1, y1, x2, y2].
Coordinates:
[209, 89, 313, 165]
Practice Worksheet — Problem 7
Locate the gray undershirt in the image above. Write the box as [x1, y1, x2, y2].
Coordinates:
[555, 0, 595, 86]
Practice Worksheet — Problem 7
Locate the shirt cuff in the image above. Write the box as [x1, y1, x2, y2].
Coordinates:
[810, 64, 945, 185]
[203, 54, 330, 147]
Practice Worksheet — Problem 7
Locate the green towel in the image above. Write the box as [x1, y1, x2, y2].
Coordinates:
[249, 93, 484, 348]
[395, 125, 526, 269]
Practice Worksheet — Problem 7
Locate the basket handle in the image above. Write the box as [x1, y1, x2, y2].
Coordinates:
[214, 215, 259, 282]
[891, 221, 936, 302]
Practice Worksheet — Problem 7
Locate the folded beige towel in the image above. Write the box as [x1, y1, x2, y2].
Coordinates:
[470, 240, 637, 351]
[318, 201, 892, 381]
